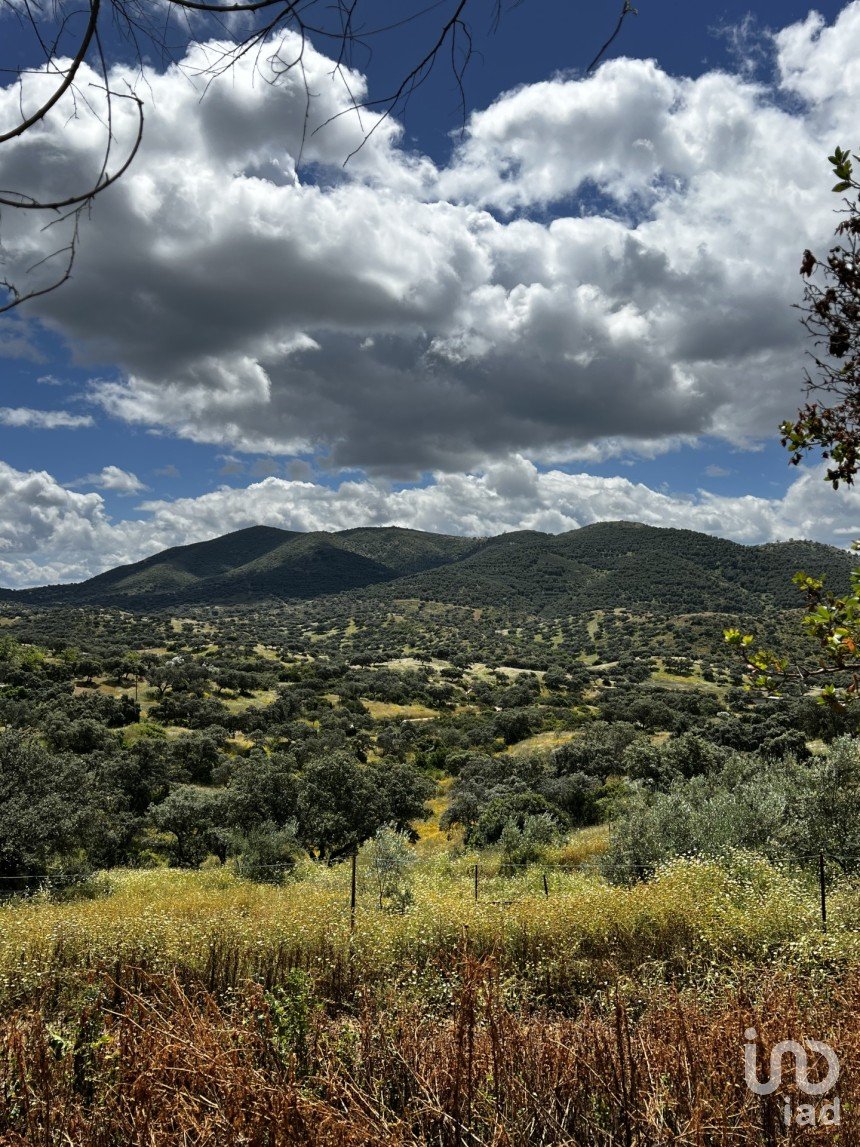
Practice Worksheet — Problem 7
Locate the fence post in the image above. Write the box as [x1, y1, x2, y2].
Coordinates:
[819, 850, 827, 933]
[543, 871, 549, 898]
[474, 863, 479, 903]
[350, 852, 357, 933]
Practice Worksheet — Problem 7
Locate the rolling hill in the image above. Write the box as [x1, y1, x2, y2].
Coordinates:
[4, 521, 856, 616]
[379, 523, 857, 614]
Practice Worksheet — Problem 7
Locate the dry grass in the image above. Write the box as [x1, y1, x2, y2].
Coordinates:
[2, 958, 857, 1145]
[253, 643, 282, 660]
[548, 823, 611, 866]
[501, 730, 578, 756]
[219, 688, 279, 713]
[2, 856, 859, 1008]
[412, 794, 453, 850]
[361, 700, 439, 720]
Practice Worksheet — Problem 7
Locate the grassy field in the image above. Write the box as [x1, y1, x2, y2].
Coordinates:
[1, 855, 858, 1143]
[501, 729, 578, 756]
[361, 700, 439, 720]
[4, 854, 858, 996]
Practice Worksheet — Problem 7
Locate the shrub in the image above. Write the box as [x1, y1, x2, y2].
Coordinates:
[603, 740, 860, 882]
[361, 826, 417, 910]
[229, 820, 300, 884]
[471, 792, 565, 847]
[499, 813, 560, 872]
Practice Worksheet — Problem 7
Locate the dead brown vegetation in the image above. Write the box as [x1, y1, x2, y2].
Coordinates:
[0, 955, 856, 1145]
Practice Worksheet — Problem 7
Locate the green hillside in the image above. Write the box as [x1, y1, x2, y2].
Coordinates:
[8, 520, 856, 615]
[371, 522, 857, 615]
[13, 525, 476, 607]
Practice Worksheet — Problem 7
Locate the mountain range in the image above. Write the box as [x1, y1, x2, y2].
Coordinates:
[3, 522, 856, 616]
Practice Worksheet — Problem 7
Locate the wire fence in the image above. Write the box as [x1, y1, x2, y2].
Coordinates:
[3, 849, 860, 929]
[5, 849, 860, 884]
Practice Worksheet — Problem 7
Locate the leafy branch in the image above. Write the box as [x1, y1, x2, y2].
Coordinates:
[725, 559, 860, 706]
[780, 146, 860, 488]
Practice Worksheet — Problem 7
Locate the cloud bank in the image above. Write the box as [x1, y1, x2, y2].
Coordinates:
[2, 5, 860, 582]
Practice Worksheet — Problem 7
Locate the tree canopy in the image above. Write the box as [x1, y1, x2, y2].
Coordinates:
[782, 147, 860, 489]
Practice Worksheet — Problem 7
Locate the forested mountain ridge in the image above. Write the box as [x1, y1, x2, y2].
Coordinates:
[3, 521, 855, 614]
[378, 523, 856, 615]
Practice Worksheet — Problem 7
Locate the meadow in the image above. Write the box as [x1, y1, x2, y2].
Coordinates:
[2, 851, 859, 1144]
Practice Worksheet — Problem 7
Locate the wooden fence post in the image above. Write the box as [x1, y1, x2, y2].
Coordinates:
[819, 850, 827, 933]
[350, 852, 357, 933]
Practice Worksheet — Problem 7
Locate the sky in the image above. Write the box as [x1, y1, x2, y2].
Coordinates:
[0, 0, 859, 586]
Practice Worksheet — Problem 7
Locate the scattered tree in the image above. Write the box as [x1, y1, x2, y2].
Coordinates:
[361, 826, 416, 911]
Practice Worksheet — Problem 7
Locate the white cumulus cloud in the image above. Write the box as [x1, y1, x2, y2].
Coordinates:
[76, 466, 148, 495]
[0, 7, 856, 476]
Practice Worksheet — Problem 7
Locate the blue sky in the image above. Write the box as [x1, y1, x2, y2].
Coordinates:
[0, 0, 859, 584]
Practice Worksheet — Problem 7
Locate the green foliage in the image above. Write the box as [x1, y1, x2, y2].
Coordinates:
[498, 812, 560, 870]
[786, 737, 860, 864]
[150, 786, 227, 867]
[551, 722, 641, 778]
[492, 707, 537, 745]
[471, 792, 565, 847]
[170, 731, 224, 783]
[224, 751, 298, 830]
[365, 761, 434, 835]
[361, 826, 417, 910]
[229, 821, 300, 884]
[604, 738, 860, 882]
[539, 770, 602, 826]
[622, 733, 723, 788]
[0, 730, 117, 880]
[726, 562, 860, 707]
[264, 969, 317, 1074]
[296, 753, 430, 862]
[780, 146, 860, 487]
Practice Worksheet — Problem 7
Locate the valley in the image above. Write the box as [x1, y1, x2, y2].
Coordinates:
[0, 521, 857, 1142]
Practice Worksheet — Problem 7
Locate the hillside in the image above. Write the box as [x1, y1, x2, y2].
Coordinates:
[7, 521, 856, 615]
[12, 525, 476, 607]
[379, 523, 856, 615]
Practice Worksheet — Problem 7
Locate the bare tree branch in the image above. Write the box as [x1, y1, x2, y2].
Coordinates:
[0, 0, 101, 144]
[587, 0, 636, 74]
